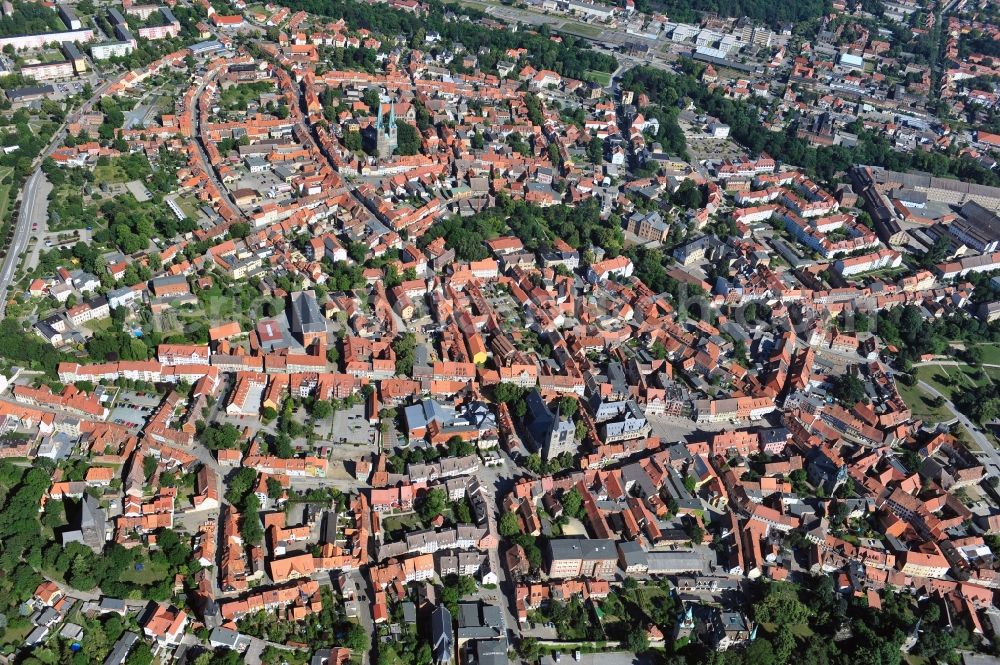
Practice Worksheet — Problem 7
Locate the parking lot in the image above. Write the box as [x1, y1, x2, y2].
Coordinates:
[329, 404, 374, 447]
[107, 390, 162, 429]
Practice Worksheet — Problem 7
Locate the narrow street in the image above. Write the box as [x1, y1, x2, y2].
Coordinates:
[188, 70, 247, 220]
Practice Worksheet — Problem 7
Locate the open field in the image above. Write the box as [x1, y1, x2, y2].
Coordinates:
[585, 69, 612, 85]
[0, 166, 14, 224]
[972, 344, 1000, 366]
[94, 162, 130, 185]
[563, 22, 603, 37]
[173, 193, 202, 219]
[897, 366, 961, 423]
[897, 363, 1000, 424]
[120, 557, 170, 584]
[896, 379, 951, 423]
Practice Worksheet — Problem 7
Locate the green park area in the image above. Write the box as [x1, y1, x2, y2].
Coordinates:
[0, 166, 12, 227]
[585, 69, 612, 85]
[562, 21, 603, 37]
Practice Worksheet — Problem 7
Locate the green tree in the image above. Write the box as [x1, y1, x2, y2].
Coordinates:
[744, 638, 777, 665]
[392, 333, 416, 376]
[363, 88, 380, 111]
[395, 122, 422, 155]
[494, 384, 525, 404]
[225, 467, 258, 507]
[499, 511, 520, 537]
[831, 374, 866, 405]
[753, 581, 812, 626]
[125, 642, 154, 665]
[241, 495, 264, 545]
[417, 488, 447, 525]
[558, 396, 578, 417]
[343, 623, 370, 652]
[312, 400, 333, 420]
[671, 179, 704, 209]
[142, 455, 157, 480]
[587, 136, 604, 164]
[452, 499, 473, 524]
[561, 487, 583, 519]
[344, 130, 363, 152]
[622, 625, 650, 653]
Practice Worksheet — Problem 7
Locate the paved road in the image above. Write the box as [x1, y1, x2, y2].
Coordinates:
[920, 361, 1000, 370]
[342, 569, 372, 665]
[916, 379, 1000, 477]
[0, 169, 44, 314]
[0, 80, 112, 313]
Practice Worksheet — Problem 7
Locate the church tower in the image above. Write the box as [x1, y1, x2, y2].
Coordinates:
[376, 99, 398, 159]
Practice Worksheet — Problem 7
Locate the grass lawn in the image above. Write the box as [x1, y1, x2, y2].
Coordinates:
[899, 364, 1000, 432]
[917, 363, 998, 397]
[585, 69, 612, 86]
[0, 621, 34, 649]
[973, 344, 1000, 366]
[0, 183, 11, 223]
[561, 21, 603, 37]
[120, 557, 170, 585]
[173, 194, 201, 219]
[220, 81, 275, 111]
[381, 512, 424, 539]
[155, 94, 176, 113]
[93, 163, 129, 185]
[917, 365, 963, 400]
[82, 317, 113, 334]
[638, 585, 669, 604]
[897, 374, 953, 423]
[962, 366, 993, 388]
[0, 165, 13, 225]
[936, 364, 991, 389]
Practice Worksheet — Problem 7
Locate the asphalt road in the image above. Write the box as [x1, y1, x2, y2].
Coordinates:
[0, 168, 43, 314]
[0, 81, 113, 314]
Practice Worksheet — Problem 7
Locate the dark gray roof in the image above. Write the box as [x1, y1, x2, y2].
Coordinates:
[290, 290, 325, 335]
[103, 631, 138, 665]
[456, 602, 504, 640]
[431, 605, 453, 665]
[547, 537, 616, 561]
[959, 201, 1000, 240]
[474, 639, 509, 665]
[617, 540, 648, 567]
[7, 85, 55, 100]
[62, 41, 83, 59]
